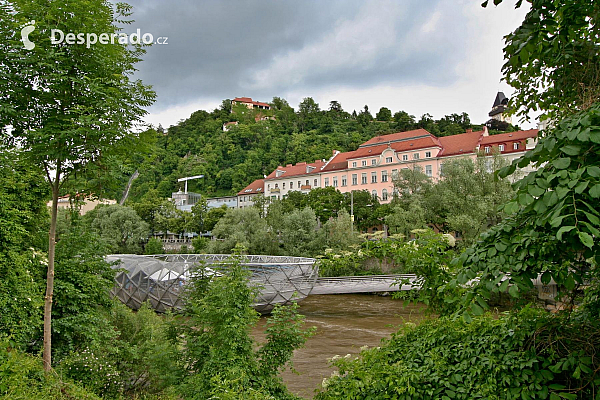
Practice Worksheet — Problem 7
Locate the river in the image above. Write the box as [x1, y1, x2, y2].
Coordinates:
[252, 294, 427, 399]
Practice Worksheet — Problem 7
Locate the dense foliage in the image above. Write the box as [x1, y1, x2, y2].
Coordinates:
[316, 309, 600, 400]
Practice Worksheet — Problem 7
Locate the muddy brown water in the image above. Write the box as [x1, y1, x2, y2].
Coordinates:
[252, 294, 427, 399]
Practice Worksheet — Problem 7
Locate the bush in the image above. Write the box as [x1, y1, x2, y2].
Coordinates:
[316, 308, 600, 400]
[144, 237, 164, 254]
[0, 340, 99, 399]
[59, 302, 182, 399]
[175, 257, 313, 399]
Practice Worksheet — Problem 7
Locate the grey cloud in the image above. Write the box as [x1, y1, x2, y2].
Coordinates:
[123, 0, 471, 111]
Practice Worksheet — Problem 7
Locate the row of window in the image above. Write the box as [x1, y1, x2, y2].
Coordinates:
[351, 151, 432, 168]
[484, 142, 520, 153]
[322, 166, 434, 188]
[268, 178, 319, 190]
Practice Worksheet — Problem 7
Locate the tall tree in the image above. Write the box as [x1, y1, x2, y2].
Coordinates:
[0, 0, 155, 370]
[484, 0, 599, 122]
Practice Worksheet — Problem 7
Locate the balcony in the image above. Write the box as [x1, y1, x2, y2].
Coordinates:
[300, 185, 311, 190]
[270, 188, 280, 193]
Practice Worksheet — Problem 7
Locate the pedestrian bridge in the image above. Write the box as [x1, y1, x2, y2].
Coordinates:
[310, 274, 558, 301]
[311, 274, 417, 295]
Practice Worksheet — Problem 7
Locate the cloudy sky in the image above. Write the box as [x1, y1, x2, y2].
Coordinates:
[123, 0, 534, 129]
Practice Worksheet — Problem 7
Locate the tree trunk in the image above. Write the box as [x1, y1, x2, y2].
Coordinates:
[43, 168, 60, 371]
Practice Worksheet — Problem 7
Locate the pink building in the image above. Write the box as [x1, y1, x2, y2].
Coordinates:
[243, 127, 538, 204]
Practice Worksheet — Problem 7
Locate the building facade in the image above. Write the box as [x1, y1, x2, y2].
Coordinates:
[240, 127, 538, 205]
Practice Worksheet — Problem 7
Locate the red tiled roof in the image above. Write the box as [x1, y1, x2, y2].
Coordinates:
[320, 151, 358, 172]
[237, 179, 264, 195]
[437, 130, 485, 157]
[360, 129, 435, 147]
[349, 137, 441, 159]
[265, 160, 325, 180]
[480, 129, 538, 145]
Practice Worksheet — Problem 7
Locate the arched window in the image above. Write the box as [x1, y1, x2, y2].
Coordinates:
[371, 189, 377, 199]
[382, 189, 388, 201]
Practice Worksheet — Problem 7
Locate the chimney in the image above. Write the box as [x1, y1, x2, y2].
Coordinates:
[466, 128, 473, 133]
[286, 164, 292, 167]
[332, 149, 338, 156]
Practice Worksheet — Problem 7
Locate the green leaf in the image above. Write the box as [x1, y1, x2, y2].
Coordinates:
[518, 193, 534, 206]
[578, 231, 594, 248]
[462, 312, 472, 323]
[528, 185, 545, 197]
[552, 158, 571, 169]
[541, 271, 551, 285]
[471, 303, 484, 315]
[574, 181, 588, 194]
[590, 129, 600, 144]
[556, 226, 575, 240]
[508, 284, 519, 298]
[587, 166, 600, 177]
[504, 201, 519, 214]
[590, 184, 600, 198]
[561, 145, 580, 155]
[582, 211, 600, 225]
[499, 279, 509, 292]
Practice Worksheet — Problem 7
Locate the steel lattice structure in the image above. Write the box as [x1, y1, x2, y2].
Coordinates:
[107, 254, 318, 314]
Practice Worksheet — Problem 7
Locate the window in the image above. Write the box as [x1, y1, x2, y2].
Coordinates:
[352, 162, 357, 168]
[499, 144, 505, 152]
[371, 172, 377, 183]
[413, 153, 420, 160]
[324, 178, 329, 187]
[362, 160, 367, 166]
[267, 184, 270, 189]
[371, 159, 377, 165]
[425, 165, 432, 177]
[333, 176, 338, 187]
[402, 154, 408, 161]
[352, 174, 358, 185]
[425, 151, 431, 158]
[298, 180, 301, 188]
[485, 146, 491, 154]
[392, 169, 398, 178]
[275, 183, 279, 188]
[381, 170, 388, 182]
[341, 176, 347, 186]
[386, 156, 393, 163]
[282, 182, 285, 189]
[314, 179, 318, 186]
[513, 142, 520, 150]
[305, 180, 309, 185]
[361, 173, 367, 184]
[372, 190, 378, 199]
[382, 189, 388, 201]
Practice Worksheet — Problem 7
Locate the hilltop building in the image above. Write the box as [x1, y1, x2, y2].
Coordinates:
[232, 97, 271, 111]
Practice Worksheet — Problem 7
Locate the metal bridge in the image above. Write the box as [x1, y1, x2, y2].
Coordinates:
[311, 274, 418, 295]
[310, 274, 558, 301]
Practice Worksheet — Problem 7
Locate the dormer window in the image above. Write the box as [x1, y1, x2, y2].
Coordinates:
[402, 154, 408, 161]
[513, 142, 520, 150]
[413, 153, 420, 160]
[362, 160, 367, 166]
[352, 162, 357, 168]
[386, 157, 392, 163]
[371, 159, 377, 165]
[484, 146, 491, 154]
[276, 170, 284, 177]
[425, 151, 431, 158]
[499, 144, 505, 152]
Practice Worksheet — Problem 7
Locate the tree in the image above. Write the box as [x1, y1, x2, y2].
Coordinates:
[483, 0, 599, 122]
[280, 208, 322, 256]
[188, 198, 209, 234]
[376, 107, 392, 121]
[208, 207, 277, 254]
[86, 204, 150, 254]
[0, 0, 154, 370]
[393, 110, 417, 131]
[204, 205, 228, 232]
